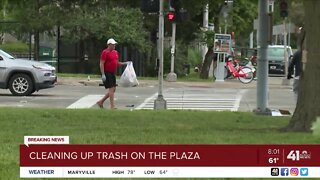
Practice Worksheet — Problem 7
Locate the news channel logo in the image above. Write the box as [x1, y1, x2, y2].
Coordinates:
[271, 168, 279, 176]
[276, 167, 308, 177]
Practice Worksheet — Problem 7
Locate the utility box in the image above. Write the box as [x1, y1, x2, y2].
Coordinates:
[214, 33, 232, 82]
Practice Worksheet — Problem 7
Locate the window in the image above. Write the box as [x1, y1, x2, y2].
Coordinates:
[0, 50, 15, 59]
[267, 48, 284, 58]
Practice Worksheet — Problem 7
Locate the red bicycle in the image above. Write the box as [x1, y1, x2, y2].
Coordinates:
[224, 56, 254, 84]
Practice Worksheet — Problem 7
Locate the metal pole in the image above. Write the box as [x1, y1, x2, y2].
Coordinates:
[202, 4, 209, 61]
[29, 32, 32, 60]
[170, 23, 175, 72]
[288, 20, 291, 46]
[166, 22, 177, 82]
[284, 18, 288, 76]
[249, 32, 254, 48]
[254, 0, 271, 115]
[57, 25, 60, 73]
[154, 0, 167, 110]
[158, 0, 164, 97]
[203, 4, 213, 78]
[282, 18, 289, 85]
[224, 19, 227, 34]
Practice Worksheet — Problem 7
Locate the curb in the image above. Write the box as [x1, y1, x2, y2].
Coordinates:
[56, 77, 292, 89]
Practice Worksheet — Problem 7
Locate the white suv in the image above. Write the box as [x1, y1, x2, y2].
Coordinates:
[0, 49, 57, 96]
[268, 45, 293, 76]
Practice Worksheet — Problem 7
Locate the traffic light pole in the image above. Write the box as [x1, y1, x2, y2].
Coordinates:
[282, 17, 290, 85]
[154, 0, 167, 110]
[254, 0, 271, 115]
[167, 22, 177, 82]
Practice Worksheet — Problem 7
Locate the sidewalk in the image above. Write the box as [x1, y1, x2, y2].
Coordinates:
[56, 76, 292, 89]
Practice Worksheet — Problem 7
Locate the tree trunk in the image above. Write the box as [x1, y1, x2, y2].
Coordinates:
[199, 45, 214, 79]
[0, 33, 3, 44]
[285, 0, 320, 131]
[199, 4, 223, 80]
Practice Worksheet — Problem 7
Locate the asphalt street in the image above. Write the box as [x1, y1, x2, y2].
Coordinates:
[0, 77, 296, 114]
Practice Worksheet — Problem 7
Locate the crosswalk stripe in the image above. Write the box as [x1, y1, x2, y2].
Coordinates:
[232, 90, 245, 111]
[67, 95, 103, 109]
[136, 89, 246, 111]
[143, 107, 232, 111]
[66, 89, 246, 110]
[140, 102, 234, 105]
[135, 93, 158, 110]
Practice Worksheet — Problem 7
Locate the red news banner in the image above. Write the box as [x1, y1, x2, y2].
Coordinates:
[20, 145, 316, 166]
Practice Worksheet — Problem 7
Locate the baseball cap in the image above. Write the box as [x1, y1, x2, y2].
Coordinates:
[106, 38, 117, 45]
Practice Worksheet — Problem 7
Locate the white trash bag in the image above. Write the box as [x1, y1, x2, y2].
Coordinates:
[119, 61, 139, 87]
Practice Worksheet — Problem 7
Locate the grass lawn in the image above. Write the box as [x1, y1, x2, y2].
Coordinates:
[0, 108, 317, 180]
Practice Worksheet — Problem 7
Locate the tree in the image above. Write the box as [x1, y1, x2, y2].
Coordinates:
[55, 1, 149, 73]
[0, 0, 9, 43]
[54, 1, 148, 50]
[198, 0, 258, 79]
[285, 0, 320, 131]
[2, 1, 260, 76]
[289, 1, 304, 26]
[199, 43, 215, 79]
[4, 0, 63, 59]
[3, 1, 149, 47]
[229, 0, 258, 47]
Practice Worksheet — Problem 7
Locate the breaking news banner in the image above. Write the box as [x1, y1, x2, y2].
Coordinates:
[20, 136, 319, 178]
[24, 136, 69, 147]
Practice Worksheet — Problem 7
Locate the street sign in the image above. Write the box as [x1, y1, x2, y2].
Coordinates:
[214, 34, 232, 53]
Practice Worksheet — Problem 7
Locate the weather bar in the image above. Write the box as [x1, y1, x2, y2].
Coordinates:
[20, 167, 315, 178]
[20, 144, 318, 178]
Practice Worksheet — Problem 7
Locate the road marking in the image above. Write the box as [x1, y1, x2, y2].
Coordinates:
[67, 95, 103, 109]
[136, 89, 247, 111]
[232, 90, 246, 111]
[135, 93, 158, 110]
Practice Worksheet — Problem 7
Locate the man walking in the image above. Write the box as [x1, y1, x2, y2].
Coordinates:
[287, 50, 302, 103]
[97, 38, 127, 109]
[287, 27, 305, 103]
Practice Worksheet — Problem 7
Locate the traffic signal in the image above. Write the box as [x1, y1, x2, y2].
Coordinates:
[169, 0, 182, 11]
[167, 11, 176, 21]
[280, 0, 288, 18]
[168, 0, 188, 23]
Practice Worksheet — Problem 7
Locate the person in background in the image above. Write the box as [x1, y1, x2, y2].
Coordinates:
[96, 38, 128, 109]
[250, 49, 257, 66]
[287, 49, 302, 103]
[287, 27, 305, 103]
[250, 49, 258, 79]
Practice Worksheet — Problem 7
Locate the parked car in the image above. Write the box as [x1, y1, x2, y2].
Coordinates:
[0, 49, 57, 96]
[268, 45, 293, 76]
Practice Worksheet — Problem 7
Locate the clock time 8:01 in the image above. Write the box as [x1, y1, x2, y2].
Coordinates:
[268, 149, 280, 155]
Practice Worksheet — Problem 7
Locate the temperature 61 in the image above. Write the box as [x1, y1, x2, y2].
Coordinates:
[269, 157, 279, 164]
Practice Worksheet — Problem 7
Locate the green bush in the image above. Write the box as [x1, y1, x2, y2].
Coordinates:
[0, 42, 29, 53]
[163, 41, 187, 77]
[188, 48, 202, 68]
